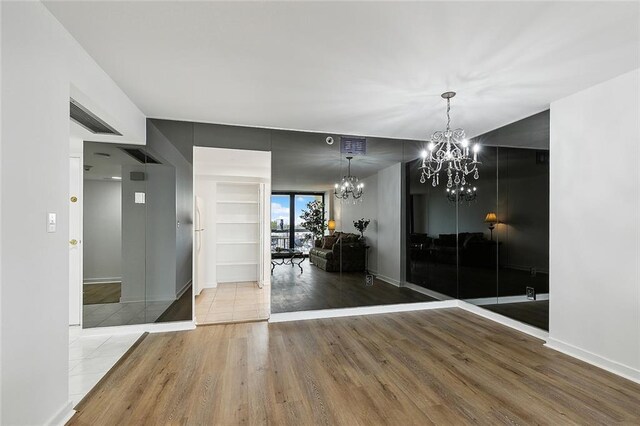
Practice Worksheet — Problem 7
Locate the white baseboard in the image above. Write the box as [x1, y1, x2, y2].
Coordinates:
[545, 338, 640, 385]
[269, 300, 457, 323]
[83, 277, 121, 284]
[47, 401, 74, 426]
[464, 293, 549, 306]
[456, 300, 549, 340]
[402, 282, 454, 301]
[77, 320, 196, 337]
[176, 280, 192, 298]
[375, 274, 400, 287]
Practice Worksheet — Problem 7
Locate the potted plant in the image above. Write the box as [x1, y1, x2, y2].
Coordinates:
[300, 200, 327, 247]
[353, 218, 370, 240]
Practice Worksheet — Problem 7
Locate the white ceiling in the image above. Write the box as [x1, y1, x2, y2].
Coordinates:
[46, 1, 639, 140]
[84, 141, 141, 181]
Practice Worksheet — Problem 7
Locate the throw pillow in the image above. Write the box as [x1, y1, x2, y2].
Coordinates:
[322, 236, 338, 249]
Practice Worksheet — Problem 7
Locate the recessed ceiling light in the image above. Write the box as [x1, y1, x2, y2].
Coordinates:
[111, 176, 122, 180]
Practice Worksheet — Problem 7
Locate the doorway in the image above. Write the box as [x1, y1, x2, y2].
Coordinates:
[193, 147, 271, 324]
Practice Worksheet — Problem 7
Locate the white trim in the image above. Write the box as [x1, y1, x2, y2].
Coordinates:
[83, 278, 122, 285]
[269, 300, 457, 323]
[402, 282, 454, 301]
[77, 320, 196, 337]
[545, 338, 640, 385]
[176, 280, 192, 299]
[456, 300, 549, 340]
[464, 293, 549, 306]
[46, 401, 75, 426]
[375, 274, 400, 287]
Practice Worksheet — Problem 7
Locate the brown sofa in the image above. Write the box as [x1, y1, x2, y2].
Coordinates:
[309, 232, 366, 272]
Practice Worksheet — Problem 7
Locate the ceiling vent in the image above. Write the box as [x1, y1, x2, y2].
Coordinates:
[70, 98, 122, 135]
[121, 147, 161, 165]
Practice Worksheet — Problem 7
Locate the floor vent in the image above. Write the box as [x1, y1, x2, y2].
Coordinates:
[121, 148, 161, 165]
[70, 98, 122, 135]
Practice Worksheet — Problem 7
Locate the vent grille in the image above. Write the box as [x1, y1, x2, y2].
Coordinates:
[70, 99, 122, 135]
[121, 148, 161, 165]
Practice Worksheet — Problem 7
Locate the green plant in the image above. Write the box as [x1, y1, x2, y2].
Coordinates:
[299, 200, 326, 242]
[353, 218, 370, 237]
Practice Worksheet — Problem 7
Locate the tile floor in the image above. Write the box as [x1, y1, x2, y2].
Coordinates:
[83, 300, 173, 328]
[195, 281, 270, 324]
[68, 326, 143, 405]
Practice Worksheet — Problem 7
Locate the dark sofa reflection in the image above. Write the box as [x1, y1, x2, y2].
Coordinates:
[408, 232, 548, 299]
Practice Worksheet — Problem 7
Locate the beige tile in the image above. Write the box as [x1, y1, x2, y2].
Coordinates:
[215, 292, 236, 298]
[234, 301, 260, 309]
[205, 311, 233, 323]
[209, 303, 235, 313]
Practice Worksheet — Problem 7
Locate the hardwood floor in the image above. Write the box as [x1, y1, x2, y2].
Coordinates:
[271, 262, 435, 313]
[482, 300, 549, 330]
[82, 282, 121, 305]
[155, 285, 193, 323]
[68, 308, 640, 425]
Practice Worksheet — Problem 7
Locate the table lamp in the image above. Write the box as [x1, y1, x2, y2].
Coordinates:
[327, 219, 336, 235]
[484, 212, 498, 241]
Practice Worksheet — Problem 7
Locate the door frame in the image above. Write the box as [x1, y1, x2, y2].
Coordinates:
[69, 154, 83, 325]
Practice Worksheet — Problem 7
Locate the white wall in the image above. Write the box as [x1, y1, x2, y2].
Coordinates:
[339, 174, 379, 274]
[120, 166, 147, 303]
[0, 2, 145, 424]
[83, 180, 122, 283]
[145, 164, 178, 302]
[376, 163, 402, 284]
[194, 147, 271, 289]
[336, 163, 402, 284]
[548, 69, 640, 382]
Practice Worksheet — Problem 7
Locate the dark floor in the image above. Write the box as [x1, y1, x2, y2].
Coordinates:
[271, 261, 435, 313]
[482, 300, 549, 330]
[155, 285, 193, 323]
[83, 282, 121, 305]
[409, 259, 549, 299]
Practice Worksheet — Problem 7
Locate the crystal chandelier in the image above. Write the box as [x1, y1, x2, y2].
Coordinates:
[446, 185, 477, 204]
[419, 91, 481, 187]
[334, 156, 363, 201]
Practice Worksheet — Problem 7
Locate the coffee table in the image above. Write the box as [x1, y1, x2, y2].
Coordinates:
[271, 249, 305, 274]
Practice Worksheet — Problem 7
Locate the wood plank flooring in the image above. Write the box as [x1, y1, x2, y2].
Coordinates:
[82, 282, 121, 305]
[68, 308, 640, 425]
[271, 263, 435, 313]
[155, 285, 193, 323]
[483, 300, 549, 330]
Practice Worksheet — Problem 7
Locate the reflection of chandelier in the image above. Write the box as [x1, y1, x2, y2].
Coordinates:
[419, 91, 481, 188]
[446, 186, 477, 204]
[334, 156, 363, 201]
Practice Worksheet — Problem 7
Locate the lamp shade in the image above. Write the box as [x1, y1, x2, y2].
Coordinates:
[327, 219, 336, 231]
[484, 212, 498, 224]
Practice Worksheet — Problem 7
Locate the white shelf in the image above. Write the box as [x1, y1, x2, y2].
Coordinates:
[217, 220, 259, 224]
[217, 241, 259, 245]
[217, 201, 258, 205]
[217, 261, 259, 266]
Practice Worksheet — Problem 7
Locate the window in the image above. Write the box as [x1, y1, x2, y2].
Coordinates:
[271, 192, 324, 254]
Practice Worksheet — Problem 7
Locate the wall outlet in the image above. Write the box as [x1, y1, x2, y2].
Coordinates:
[365, 274, 374, 287]
[526, 286, 536, 300]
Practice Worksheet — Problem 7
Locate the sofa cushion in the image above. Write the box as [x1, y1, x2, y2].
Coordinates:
[322, 235, 338, 249]
[310, 248, 333, 260]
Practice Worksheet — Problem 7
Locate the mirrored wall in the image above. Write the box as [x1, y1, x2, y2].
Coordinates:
[407, 145, 550, 330]
[270, 132, 435, 313]
[82, 141, 192, 327]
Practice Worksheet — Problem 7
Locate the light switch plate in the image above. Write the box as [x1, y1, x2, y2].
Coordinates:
[135, 192, 146, 204]
[47, 212, 56, 233]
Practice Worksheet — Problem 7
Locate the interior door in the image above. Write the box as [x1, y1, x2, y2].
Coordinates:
[194, 196, 205, 295]
[69, 156, 82, 325]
